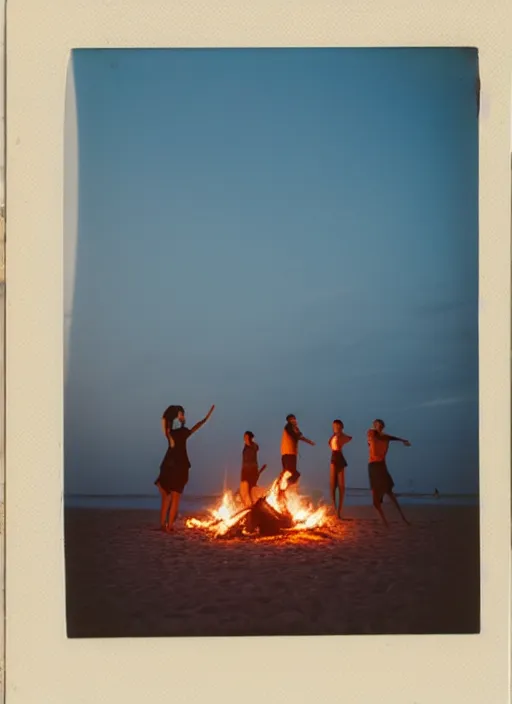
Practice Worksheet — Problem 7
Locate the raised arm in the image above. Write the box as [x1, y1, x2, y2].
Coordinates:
[299, 433, 316, 447]
[383, 433, 411, 446]
[340, 432, 352, 445]
[189, 405, 215, 435]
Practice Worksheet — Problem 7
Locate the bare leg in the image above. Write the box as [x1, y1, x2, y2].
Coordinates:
[240, 481, 252, 507]
[329, 464, 337, 513]
[337, 469, 346, 518]
[158, 484, 172, 529]
[372, 489, 389, 527]
[167, 491, 181, 530]
[388, 491, 410, 525]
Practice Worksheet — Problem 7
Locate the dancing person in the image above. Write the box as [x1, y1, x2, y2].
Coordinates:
[155, 405, 182, 530]
[155, 404, 215, 532]
[280, 414, 315, 488]
[239, 431, 267, 507]
[367, 418, 411, 527]
[328, 419, 352, 519]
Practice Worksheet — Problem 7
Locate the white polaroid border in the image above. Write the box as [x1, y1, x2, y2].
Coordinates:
[6, 1, 511, 702]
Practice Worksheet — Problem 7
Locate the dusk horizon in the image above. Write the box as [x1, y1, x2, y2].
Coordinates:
[64, 47, 479, 499]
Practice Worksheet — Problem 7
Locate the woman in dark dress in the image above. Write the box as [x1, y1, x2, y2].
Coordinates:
[155, 404, 215, 531]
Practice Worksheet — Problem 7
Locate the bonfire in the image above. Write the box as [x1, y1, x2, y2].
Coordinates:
[186, 471, 327, 539]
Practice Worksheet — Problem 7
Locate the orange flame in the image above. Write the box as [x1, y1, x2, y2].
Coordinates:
[185, 470, 327, 537]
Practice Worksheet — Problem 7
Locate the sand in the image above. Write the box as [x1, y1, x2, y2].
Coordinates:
[64, 503, 480, 638]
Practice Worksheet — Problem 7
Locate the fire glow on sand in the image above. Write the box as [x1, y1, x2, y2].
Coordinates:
[186, 471, 328, 539]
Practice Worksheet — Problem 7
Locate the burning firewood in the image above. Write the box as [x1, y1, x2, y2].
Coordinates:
[186, 470, 327, 539]
[218, 497, 293, 539]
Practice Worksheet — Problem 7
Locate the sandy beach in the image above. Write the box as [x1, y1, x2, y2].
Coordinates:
[64, 503, 480, 638]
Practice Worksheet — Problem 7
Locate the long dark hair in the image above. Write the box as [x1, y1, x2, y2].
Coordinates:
[165, 405, 185, 434]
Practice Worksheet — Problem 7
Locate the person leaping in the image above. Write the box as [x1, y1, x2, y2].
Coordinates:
[279, 413, 315, 489]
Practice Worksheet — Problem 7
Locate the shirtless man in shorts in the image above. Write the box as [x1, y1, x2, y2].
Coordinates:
[280, 414, 315, 488]
[367, 418, 411, 527]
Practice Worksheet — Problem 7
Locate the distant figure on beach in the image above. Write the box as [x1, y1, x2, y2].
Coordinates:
[155, 404, 215, 532]
[367, 419, 411, 527]
[328, 419, 352, 519]
[434, 488, 440, 499]
[239, 431, 267, 507]
[280, 414, 315, 488]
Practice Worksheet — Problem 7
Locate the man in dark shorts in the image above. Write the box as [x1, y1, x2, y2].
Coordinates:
[367, 418, 411, 527]
[280, 414, 315, 488]
[328, 419, 352, 519]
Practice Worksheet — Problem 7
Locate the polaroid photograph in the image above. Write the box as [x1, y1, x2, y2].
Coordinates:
[5, 0, 511, 702]
[64, 46, 480, 640]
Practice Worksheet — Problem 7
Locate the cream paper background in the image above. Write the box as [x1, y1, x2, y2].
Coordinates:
[5, 0, 511, 701]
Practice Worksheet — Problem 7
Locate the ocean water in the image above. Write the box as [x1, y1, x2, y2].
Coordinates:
[64, 489, 478, 511]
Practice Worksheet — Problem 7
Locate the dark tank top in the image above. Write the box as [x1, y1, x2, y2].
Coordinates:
[329, 434, 346, 462]
[242, 443, 258, 468]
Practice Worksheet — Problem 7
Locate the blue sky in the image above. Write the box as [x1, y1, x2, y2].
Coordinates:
[65, 48, 479, 497]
